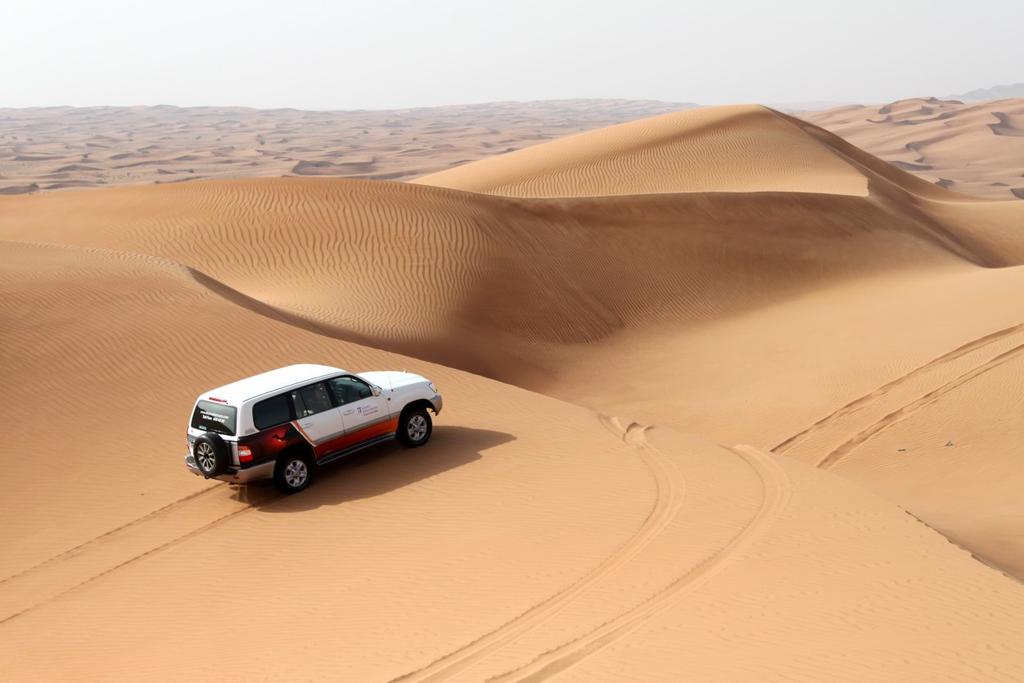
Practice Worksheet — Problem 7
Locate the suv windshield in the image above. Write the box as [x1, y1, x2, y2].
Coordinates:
[191, 400, 237, 436]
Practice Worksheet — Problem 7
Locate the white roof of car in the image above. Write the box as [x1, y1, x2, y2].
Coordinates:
[202, 364, 346, 404]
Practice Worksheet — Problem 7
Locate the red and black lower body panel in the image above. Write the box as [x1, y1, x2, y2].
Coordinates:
[293, 416, 400, 460]
[237, 416, 400, 469]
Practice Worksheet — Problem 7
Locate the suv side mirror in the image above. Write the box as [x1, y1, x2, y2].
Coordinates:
[371, 385, 382, 397]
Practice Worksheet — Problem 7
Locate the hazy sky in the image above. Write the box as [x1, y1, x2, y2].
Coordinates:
[2, 0, 1021, 110]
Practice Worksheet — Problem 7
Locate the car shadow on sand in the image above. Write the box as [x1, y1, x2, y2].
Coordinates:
[235, 425, 513, 513]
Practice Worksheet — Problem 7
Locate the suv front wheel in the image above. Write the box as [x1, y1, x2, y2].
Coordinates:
[398, 407, 432, 448]
[274, 451, 315, 494]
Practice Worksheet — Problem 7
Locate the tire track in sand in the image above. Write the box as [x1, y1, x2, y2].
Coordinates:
[772, 322, 1024, 457]
[389, 415, 685, 683]
[487, 443, 791, 683]
[0, 485, 274, 625]
[0, 484, 223, 586]
[817, 341, 1024, 469]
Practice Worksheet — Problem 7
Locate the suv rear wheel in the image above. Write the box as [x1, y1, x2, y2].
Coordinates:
[274, 450, 314, 494]
[398, 407, 432, 448]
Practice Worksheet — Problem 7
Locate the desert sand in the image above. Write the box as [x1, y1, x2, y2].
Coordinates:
[4, 97, 1023, 204]
[803, 97, 1024, 200]
[0, 100, 693, 194]
[2, 104, 1024, 681]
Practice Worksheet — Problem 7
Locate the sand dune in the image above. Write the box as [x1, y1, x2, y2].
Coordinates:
[6, 98, 1021, 205]
[3, 104, 1024, 680]
[0, 100, 694, 194]
[416, 105, 874, 197]
[803, 97, 1024, 200]
[0, 176, 1016, 387]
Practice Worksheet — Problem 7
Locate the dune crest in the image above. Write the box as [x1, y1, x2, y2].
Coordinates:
[416, 105, 876, 197]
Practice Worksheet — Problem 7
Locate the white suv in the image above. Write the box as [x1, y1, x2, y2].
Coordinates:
[185, 364, 443, 493]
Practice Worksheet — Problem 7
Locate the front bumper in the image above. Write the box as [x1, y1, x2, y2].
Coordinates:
[185, 455, 275, 484]
[430, 393, 443, 414]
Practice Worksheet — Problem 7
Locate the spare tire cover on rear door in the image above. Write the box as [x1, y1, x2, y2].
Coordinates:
[193, 433, 230, 478]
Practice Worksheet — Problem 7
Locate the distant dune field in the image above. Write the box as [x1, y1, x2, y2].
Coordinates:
[2, 97, 1022, 202]
[803, 97, 1024, 200]
[0, 100, 694, 194]
[2, 103, 1024, 680]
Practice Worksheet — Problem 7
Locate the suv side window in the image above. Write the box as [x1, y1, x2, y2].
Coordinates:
[292, 382, 334, 417]
[252, 393, 292, 430]
[328, 376, 372, 405]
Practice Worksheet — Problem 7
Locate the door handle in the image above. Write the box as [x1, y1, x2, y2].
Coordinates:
[299, 420, 313, 428]
[343, 409, 355, 416]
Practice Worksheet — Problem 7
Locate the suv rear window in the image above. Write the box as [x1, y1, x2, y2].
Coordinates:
[253, 394, 292, 430]
[191, 400, 237, 436]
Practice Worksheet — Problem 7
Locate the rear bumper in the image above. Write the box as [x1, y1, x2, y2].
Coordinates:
[185, 455, 275, 484]
[430, 394, 443, 414]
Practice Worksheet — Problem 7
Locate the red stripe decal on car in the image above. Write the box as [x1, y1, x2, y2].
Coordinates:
[314, 417, 399, 459]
